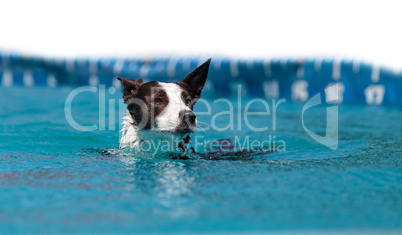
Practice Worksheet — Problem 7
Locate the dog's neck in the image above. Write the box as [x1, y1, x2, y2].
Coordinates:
[120, 113, 141, 149]
[120, 112, 189, 153]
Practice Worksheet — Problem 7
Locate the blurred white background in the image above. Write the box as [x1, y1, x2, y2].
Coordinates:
[1, 0, 401, 69]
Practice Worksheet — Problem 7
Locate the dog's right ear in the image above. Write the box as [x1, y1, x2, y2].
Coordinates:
[117, 77, 144, 103]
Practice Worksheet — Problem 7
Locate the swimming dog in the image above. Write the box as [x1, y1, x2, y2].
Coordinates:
[118, 59, 211, 153]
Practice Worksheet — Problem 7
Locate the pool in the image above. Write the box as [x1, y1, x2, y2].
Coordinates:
[0, 87, 401, 233]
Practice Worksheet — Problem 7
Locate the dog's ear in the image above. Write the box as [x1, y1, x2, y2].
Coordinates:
[180, 59, 211, 102]
[117, 77, 144, 103]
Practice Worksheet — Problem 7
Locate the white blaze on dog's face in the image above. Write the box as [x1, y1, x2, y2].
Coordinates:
[156, 82, 195, 132]
[118, 59, 211, 137]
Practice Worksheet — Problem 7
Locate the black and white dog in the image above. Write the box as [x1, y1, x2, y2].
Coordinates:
[118, 59, 211, 152]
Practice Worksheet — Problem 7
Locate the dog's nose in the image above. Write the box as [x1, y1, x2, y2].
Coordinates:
[180, 110, 196, 125]
[187, 113, 196, 125]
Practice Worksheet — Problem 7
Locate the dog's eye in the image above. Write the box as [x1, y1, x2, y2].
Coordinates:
[152, 98, 163, 105]
[185, 99, 191, 105]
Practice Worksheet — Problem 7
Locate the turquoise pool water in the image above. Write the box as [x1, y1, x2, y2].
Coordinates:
[0, 87, 401, 233]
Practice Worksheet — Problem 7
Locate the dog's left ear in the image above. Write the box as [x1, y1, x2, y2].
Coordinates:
[180, 59, 211, 102]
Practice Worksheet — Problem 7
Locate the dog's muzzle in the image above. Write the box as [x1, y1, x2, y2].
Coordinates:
[178, 110, 196, 132]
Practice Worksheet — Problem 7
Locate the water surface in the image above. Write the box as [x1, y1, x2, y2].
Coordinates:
[0, 87, 401, 233]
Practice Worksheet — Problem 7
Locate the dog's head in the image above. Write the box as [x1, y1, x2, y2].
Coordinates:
[118, 59, 211, 137]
